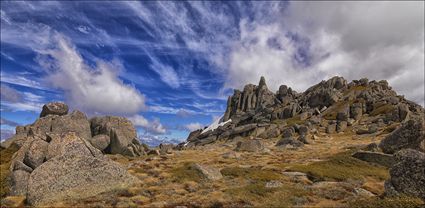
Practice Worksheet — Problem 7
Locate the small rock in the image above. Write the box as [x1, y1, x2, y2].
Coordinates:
[265, 180, 283, 188]
[234, 139, 264, 152]
[282, 128, 294, 138]
[191, 163, 222, 181]
[336, 121, 347, 132]
[276, 137, 304, 148]
[326, 124, 336, 134]
[352, 151, 395, 167]
[39, 102, 68, 118]
[222, 151, 241, 159]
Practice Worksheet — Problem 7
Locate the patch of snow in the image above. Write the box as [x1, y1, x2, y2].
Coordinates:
[201, 116, 232, 134]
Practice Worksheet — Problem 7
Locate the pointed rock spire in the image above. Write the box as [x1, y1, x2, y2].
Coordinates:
[259, 76, 267, 88]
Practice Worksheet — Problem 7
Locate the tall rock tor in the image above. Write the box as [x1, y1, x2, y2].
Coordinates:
[223, 76, 277, 121]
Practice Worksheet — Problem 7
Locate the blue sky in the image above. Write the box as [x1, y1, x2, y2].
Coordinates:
[1, 1, 424, 142]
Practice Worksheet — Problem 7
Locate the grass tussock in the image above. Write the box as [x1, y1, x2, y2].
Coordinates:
[170, 162, 203, 183]
[220, 166, 281, 182]
[288, 151, 389, 182]
[1, 143, 20, 198]
[225, 182, 310, 207]
[349, 195, 424, 208]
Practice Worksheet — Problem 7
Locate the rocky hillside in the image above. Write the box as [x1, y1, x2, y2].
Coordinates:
[0, 77, 424, 207]
[184, 76, 424, 149]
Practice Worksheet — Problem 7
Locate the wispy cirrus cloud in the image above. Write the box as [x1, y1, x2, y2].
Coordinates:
[128, 114, 166, 135]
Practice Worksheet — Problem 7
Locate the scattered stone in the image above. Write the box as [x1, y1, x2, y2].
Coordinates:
[159, 143, 174, 155]
[222, 151, 241, 159]
[191, 163, 222, 181]
[282, 128, 294, 138]
[276, 137, 304, 148]
[336, 121, 347, 133]
[282, 171, 311, 184]
[326, 124, 336, 134]
[39, 102, 69, 118]
[298, 134, 312, 144]
[352, 151, 395, 167]
[298, 125, 309, 136]
[234, 139, 264, 152]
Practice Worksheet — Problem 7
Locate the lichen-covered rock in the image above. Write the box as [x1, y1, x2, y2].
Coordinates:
[39, 102, 68, 118]
[90, 134, 110, 151]
[27, 153, 137, 206]
[23, 139, 48, 169]
[385, 149, 425, 200]
[11, 170, 30, 196]
[191, 163, 222, 181]
[234, 139, 264, 152]
[90, 116, 144, 156]
[379, 119, 425, 154]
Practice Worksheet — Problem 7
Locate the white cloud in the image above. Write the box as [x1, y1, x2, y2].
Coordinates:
[184, 122, 203, 132]
[129, 114, 166, 135]
[225, 2, 424, 106]
[150, 59, 180, 89]
[0, 84, 22, 103]
[35, 32, 146, 115]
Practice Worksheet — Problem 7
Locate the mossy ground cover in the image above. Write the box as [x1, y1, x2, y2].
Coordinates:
[288, 151, 389, 182]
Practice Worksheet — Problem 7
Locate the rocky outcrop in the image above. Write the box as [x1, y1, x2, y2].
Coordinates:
[223, 76, 277, 121]
[39, 102, 68, 118]
[90, 116, 146, 157]
[10, 132, 137, 206]
[384, 149, 425, 200]
[185, 76, 425, 149]
[379, 119, 425, 154]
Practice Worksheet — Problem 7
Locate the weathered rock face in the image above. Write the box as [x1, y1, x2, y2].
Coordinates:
[223, 76, 277, 121]
[39, 102, 68, 118]
[90, 116, 145, 157]
[90, 134, 111, 152]
[301, 76, 347, 109]
[385, 149, 425, 200]
[27, 153, 136, 205]
[234, 139, 264, 152]
[379, 119, 425, 154]
[10, 132, 137, 206]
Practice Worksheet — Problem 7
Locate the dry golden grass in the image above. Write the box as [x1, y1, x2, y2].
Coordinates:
[10, 119, 419, 208]
[0, 143, 19, 199]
